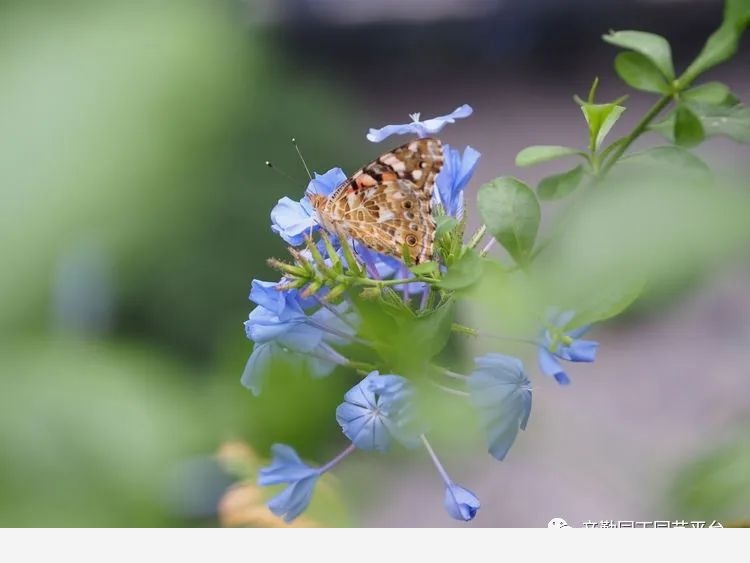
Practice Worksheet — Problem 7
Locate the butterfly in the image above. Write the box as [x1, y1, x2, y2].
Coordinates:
[307, 138, 444, 265]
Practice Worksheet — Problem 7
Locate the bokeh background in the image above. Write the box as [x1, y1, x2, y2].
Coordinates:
[1, 0, 748, 527]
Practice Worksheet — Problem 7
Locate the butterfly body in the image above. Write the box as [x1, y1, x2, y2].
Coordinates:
[309, 138, 444, 264]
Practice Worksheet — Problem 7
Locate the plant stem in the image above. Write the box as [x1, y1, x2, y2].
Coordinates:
[467, 224, 487, 249]
[598, 94, 672, 178]
[451, 323, 479, 337]
[319, 443, 357, 474]
[351, 276, 422, 288]
[420, 434, 452, 486]
[346, 359, 378, 372]
[479, 237, 496, 257]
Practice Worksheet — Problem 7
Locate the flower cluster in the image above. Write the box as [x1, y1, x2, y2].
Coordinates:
[243, 106, 599, 523]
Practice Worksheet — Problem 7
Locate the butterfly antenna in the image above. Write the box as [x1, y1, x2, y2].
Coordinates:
[291, 137, 313, 181]
[265, 160, 298, 184]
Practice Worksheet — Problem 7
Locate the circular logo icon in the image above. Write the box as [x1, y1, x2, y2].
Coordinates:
[548, 518, 571, 528]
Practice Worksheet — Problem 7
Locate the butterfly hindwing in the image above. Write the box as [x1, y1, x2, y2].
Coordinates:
[322, 138, 443, 264]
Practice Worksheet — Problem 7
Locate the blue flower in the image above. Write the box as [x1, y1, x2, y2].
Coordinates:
[335, 371, 420, 451]
[436, 144, 481, 217]
[241, 341, 283, 395]
[468, 353, 532, 461]
[243, 280, 357, 395]
[538, 310, 599, 385]
[249, 279, 305, 321]
[421, 434, 480, 521]
[366, 104, 474, 143]
[271, 167, 346, 245]
[244, 301, 322, 352]
[258, 444, 321, 523]
[444, 482, 481, 522]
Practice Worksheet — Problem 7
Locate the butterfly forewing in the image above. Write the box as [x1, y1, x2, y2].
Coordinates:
[320, 138, 443, 264]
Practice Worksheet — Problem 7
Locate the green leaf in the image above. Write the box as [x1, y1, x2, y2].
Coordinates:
[435, 215, 459, 239]
[697, 104, 750, 143]
[603, 30, 675, 79]
[681, 1, 749, 84]
[515, 145, 583, 167]
[614, 51, 671, 93]
[436, 248, 483, 291]
[581, 103, 626, 151]
[726, 0, 750, 26]
[535, 176, 750, 331]
[682, 82, 732, 105]
[616, 146, 712, 186]
[477, 177, 540, 265]
[356, 294, 455, 375]
[674, 105, 706, 147]
[566, 276, 646, 331]
[653, 103, 750, 144]
[409, 260, 439, 276]
[537, 165, 585, 201]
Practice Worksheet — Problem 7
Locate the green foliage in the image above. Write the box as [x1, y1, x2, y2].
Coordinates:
[580, 101, 626, 152]
[682, 82, 733, 105]
[0, 339, 211, 526]
[673, 105, 706, 147]
[515, 145, 583, 167]
[477, 177, 540, 266]
[603, 30, 675, 80]
[653, 103, 750, 144]
[537, 165, 585, 200]
[354, 294, 455, 375]
[614, 146, 712, 187]
[670, 431, 750, 522]
[436, 248, 483, 291]
[680, 0, 750, 85]
[614, 51, 671, 93]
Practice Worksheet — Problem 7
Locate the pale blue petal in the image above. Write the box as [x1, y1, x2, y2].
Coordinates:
[419, 104, 474, 134]
[559, 339, 599, 362]
[307, 354, 338, 378]
[366, 105, 473, 143]
[341, 374, 378, 410]
[443, 482, 480, 521]
[520, 392, 532, 430]
[240, 342, 276, 396]
[436, 144, 480, 217]
[307, 168, 347, 197]
[258, 444, 318, 486]
[366, 123, 417, 143]
[278, 322, 324, 352]
[249, 279, 304, 320]
[336, 372, 417, 451]
[267, 475, 319, 523]
[244, 307, 298, 343]
[474, 352, 525, 374]
[311, 305, 357, 347]
[258, 446, 322, 523]
[468, 353, 532, 461]
[270, 196, 319, 246]
[538, 346, 570, 384]
[456, 145, 481, 187]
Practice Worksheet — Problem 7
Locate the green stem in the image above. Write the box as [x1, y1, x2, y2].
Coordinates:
[350, 276, 423, 288]
[346, 359, 378, 372]
[451, 323, 479, 337]
[598, 95, 672, 178]
[467, 224, 487, 249]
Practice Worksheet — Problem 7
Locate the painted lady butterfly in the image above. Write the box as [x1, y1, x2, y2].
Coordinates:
[308, 138, 444, 265]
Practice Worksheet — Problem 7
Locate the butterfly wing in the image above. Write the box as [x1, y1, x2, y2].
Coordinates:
[323, 138, 443, 264]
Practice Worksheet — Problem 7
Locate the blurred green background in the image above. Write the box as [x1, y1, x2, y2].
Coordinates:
[1, 0, 748, 527]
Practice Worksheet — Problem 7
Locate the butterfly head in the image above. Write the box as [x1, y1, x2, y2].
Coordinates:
[307, 193, 327, 211]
